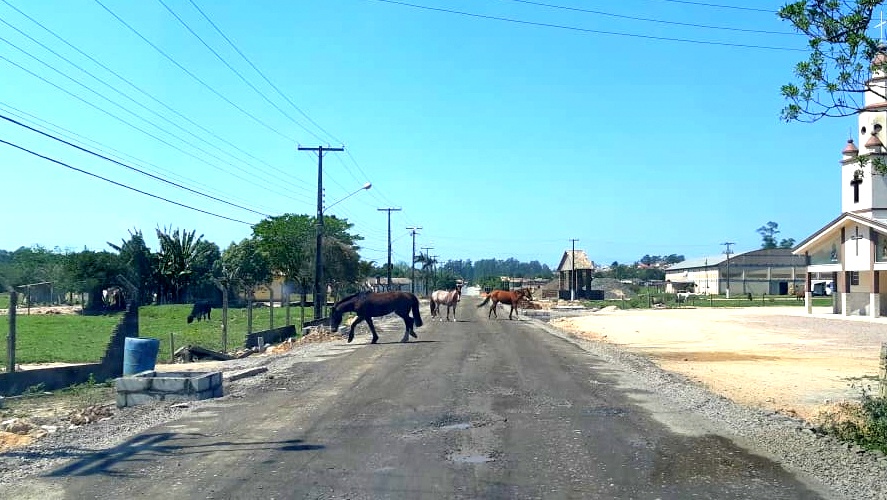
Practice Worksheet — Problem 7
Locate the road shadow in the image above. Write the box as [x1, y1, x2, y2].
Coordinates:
[2, 432, 324, 478]
[369, 339, 440, 345]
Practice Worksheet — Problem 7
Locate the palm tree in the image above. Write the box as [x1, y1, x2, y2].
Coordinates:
[155, 227, 209, 303]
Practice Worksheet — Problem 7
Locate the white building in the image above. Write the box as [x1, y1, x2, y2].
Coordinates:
[793, 48, 887, 317]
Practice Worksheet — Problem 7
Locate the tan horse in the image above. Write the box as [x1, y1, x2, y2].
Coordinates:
[477, 288, 533, 320]
[430, 284, 462, 321]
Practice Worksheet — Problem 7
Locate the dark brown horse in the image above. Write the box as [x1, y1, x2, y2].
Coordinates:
[477, 288, 533, 320]
[330, 291, 424, 343]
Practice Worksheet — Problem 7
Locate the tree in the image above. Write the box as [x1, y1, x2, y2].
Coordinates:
[108, 229, 154, 305]
[155, 227, 211, 303]
[63, 250, 123, 311]
[221, 238, 271, 299]
[757, 221, 781, 249]
[779, 238, 798, 249]
[778, 1, 882, 122]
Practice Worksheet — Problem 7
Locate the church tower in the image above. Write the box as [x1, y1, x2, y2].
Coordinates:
[842, 47, 887, 220]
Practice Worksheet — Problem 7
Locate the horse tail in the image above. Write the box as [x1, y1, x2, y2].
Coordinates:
[477, 295, 491, 308]
[411, 294, 423, 327]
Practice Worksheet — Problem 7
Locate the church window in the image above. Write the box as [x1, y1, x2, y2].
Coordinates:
[876, 124, 883, 133]
[862, 126, 868, 134]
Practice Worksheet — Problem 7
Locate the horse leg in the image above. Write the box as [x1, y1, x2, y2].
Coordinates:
[365, 317, 380, 344]
[347, 316, 366, 343]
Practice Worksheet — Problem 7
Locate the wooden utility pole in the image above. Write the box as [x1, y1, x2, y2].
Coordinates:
[421, 246, 433, 297]
[378, 208, 402, 291]
[407, 226, 422, 294]
[299, 145, 344, 319]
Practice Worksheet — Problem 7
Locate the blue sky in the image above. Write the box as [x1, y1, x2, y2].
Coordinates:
[0, 0, 859, 269]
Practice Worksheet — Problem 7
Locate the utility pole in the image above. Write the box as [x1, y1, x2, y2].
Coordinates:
[299, 145, 344, 320]
[722, 241, 735, 299]
[378, 207, 402, 291]
[421, 246, 433, 296]
[570, 238, 580, 301]
[406, 226, 422, 294]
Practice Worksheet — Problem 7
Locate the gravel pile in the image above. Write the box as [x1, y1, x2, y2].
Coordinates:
[534, 318, 886, 500]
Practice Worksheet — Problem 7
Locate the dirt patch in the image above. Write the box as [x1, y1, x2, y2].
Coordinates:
[0, 305, 82, 316]
[549, 306, 883, 422]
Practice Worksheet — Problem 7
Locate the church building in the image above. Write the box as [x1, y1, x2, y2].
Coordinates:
[793, 49, 887, 317]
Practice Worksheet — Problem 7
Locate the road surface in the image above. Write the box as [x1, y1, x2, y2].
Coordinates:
[3, 300, 833, 499]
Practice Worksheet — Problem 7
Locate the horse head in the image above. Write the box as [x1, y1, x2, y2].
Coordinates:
[519, 288, 534, 301]
[329, 305, 344, 331]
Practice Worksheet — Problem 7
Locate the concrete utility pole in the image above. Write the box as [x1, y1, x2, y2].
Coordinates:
[406, 226, 422, 294]
[299, 145, 344, 319]
[378, 208, 402, 291]
[570, 238, 580, 301]
[722, 241, 735, 299]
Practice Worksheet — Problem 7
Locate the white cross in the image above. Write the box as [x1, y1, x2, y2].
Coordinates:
[876, 11, 886, 42]
[851, 226, 865, 256]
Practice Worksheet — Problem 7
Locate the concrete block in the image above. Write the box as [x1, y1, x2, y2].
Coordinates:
[151, 376, 189, 393]
[189, 373, 216, 393]
[134, 370, 157, 378]
[116, 393, 128, 408]
[116, 377, 153, 393]
[125, 393, 160, 407]
[224, 367, 267, 383]
[213, 386, 223, 398]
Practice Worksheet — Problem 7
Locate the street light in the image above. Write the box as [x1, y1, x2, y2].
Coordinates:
[315, 182, 372, 319]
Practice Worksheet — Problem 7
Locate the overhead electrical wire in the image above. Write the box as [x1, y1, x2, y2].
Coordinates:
[187, 0, 344, 146]
[93, 0, 304, 150]
[0, 0, 305, 190]
[368, 0, 807, 51]
[0, 113, 272, 218]
[501, 0, 798, 35]
[155, 0, 327, 144]
[0, 50, 307, 204]
[0, 17, 311, 197]
[653, 0, 774, 13]
[0, 100, 280, 214]
[0, 138, 253, 225]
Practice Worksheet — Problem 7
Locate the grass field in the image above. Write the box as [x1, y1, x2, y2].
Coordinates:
[0, 293, 8, 310]
[0, 304, 319, 366]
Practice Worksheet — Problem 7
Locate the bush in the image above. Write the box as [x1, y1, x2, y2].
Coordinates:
[817, 393, 887, 454]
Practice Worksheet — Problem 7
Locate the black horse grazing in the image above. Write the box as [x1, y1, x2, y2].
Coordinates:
[187, 301, 212, 324]
[330, 291, 423, 344]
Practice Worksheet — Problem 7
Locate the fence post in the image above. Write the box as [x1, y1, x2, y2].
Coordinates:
[268, 287, 274, 330]
[7, 290, 16, 373]
[247, 291, 254, 335]
[880, 343, 887, 398]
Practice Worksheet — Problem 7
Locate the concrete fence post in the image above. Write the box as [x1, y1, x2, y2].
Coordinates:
[880, 343, 887, 398]
[7, 290, 16, 373]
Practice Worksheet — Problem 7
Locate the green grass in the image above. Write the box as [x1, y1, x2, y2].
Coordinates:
[0, 304, 318, 366]
[0, 293, 8, 310]
[0, 313, 119, 364]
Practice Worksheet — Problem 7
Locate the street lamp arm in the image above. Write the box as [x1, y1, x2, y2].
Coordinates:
[323, 182, 372, 214]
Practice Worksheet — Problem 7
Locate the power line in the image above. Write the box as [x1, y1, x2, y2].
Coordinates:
[653, 0, 774, 14]
[368, 0, 807, 51]
[0, 51, 307, 203]
[0, 18, 310, 196]
[0, 113, 271, 218]
[93, 0, 299, 146]
[0, 138, 253, 225]
[155, 0, 327, 143]
[0, 0, 306, 190]
[0, 100, 280, 214]
[187, 0, 343, 145]
[502, 0, 797, 35]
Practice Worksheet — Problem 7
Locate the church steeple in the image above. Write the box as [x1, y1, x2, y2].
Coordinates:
[841, 46, 887, 219]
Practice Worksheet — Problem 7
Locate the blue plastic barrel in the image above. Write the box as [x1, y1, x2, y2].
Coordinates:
[123, 337, 160, 375]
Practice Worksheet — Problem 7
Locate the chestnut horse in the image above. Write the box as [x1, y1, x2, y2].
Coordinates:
[430, 284, 462, 321]
[330, 291, 423, 344]
[477, 288, 533, 320]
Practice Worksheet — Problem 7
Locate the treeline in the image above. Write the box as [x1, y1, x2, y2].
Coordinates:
[0, 214, 369, 311]
[438, 258, 553, 281]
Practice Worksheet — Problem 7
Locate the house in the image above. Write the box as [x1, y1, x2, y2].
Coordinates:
[365, 276, 412, 293]
[555, 250, 596, 300]
[664, 249, 806, 296]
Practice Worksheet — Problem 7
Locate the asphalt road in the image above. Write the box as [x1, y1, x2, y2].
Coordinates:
[6, 299, 834, 499]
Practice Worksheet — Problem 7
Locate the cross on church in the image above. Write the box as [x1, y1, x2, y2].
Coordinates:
[851, 226, 865, 255]
[877, 11, 887, 41]
[851, 174, 863, 203]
